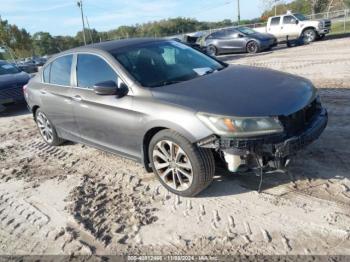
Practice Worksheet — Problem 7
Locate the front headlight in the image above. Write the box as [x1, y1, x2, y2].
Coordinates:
[197, 113, 284, 137]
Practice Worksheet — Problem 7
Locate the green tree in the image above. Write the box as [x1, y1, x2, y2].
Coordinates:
[32, 32, 58, 56]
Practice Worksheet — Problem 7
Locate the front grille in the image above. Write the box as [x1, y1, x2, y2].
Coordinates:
[0, 85, 24, 101]
[324, 21, 331, 28]
[279, 99, 320, 136]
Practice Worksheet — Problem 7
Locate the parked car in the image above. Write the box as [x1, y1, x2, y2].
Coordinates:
[24, 39, 328, 197]
[255, 11, 331, 43]
[0, 60, 30, 105]
[203, 27, 277, 56]
[17, 60, 38, 74]
[32, 57, 47, 67]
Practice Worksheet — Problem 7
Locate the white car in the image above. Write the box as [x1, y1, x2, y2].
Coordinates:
[255, 12, 331, 43]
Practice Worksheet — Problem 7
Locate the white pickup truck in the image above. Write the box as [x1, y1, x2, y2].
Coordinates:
[255, 12, 331, 43]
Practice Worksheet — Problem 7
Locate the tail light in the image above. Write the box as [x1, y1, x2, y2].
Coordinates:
[23, 84, 29, 99]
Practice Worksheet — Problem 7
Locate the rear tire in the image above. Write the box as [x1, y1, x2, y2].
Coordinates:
[149, 129, 215, 197]
[246, 41, 259, 54]
[35, 109, 64, 146]
[303, 29, 317, 43]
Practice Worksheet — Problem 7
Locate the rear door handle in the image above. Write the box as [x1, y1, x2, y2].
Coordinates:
[40, 90, 46, 94]
[72, 95, 82, 102]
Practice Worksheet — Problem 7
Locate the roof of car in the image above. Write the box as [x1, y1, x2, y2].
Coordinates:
[73, 38, 165, 53]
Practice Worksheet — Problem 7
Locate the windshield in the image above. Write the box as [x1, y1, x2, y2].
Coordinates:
[112, 41, 225, 87]
[0, 63, 20, 75]
[237, 27, 256, 35]
[294, 13, 308, 21]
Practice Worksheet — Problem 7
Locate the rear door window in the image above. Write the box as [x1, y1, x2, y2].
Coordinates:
[49, 55, 73, 86]
[76, 54, 118, 89]
[270, 17, 281, 26]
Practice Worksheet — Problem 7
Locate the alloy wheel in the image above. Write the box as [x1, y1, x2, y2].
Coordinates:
[36, 112, 54, 144]
[207, 46, 217, 56]
[247, 42, 258, 53]
[304, 30, 316, 43]
[152, 140, 193, 192]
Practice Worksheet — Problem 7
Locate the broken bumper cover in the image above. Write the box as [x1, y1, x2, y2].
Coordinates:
[198, 108, 328, 158]
[275, 108, 327, 157]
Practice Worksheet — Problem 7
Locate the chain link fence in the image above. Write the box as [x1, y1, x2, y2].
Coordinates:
[308, 9, 350, 34]
[171, 9, 350, 40]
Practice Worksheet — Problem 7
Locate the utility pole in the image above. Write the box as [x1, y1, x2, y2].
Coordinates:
[85, 16, 94, 44]
[275, 0, 278, 16]
[77, 0, 87, 45]
[237, 0, 241, 25]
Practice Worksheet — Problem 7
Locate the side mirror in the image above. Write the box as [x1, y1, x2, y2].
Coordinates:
[233, 33, 244, 38]
[116, 82, 129, 98]
[295, 20, 299, 24]
[93, 80, 117, 95]
[232, 33, 240, 38]
[93, 80, 128, 98]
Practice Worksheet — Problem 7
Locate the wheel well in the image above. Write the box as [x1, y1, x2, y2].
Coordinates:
[32, 105, 40, 119]
[302, 27, 317, 34]
[142, 127, 167, 172]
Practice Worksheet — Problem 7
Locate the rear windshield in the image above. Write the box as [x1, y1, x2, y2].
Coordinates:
[0, 63, 20, 75]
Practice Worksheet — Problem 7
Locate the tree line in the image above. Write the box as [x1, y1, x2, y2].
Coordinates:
[1, 17, 245, 59]
[261, 0, 349, 17]
[1, 0, 349, 59]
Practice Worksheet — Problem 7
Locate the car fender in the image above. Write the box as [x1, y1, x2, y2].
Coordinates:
[139, 115, 213, 172]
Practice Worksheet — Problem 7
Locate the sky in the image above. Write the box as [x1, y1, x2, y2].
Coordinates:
[1, 0, 263, 36]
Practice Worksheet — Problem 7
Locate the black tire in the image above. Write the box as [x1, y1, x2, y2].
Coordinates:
[246, 41, 259, 54]
[318, 34, 326, 40]
[35, 109, 64, 146]
[303, 29, 317, 43]
[148, 129, 215, 197]
[207, 45, 218, 56]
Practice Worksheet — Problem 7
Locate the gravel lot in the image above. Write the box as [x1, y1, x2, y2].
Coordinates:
[0, 37, 350, 256]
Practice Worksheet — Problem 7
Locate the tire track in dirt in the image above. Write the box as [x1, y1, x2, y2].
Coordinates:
[67, 172, 158, 248]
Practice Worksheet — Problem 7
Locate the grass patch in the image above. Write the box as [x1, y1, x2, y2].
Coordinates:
[330, 20, 350, 35]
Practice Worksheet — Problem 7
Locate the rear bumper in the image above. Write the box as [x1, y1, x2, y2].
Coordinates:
[0, 86, 25, 104]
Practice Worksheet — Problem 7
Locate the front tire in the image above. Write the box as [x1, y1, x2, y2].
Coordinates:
[207, 45, 218, 56]
[35, 109, 64, 146]
[246, 41, 259, 54]
[303, 29, 317, 43]
[149, 130, 215, 197]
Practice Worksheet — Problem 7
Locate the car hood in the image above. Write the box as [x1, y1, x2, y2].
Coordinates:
[151, 65, 317, 117]
[250, 32, 275, 41]
[0, 71, 30, 88]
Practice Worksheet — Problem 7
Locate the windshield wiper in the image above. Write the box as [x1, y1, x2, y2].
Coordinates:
[159, 80, 183, 86]
[203, 69, 216, 75]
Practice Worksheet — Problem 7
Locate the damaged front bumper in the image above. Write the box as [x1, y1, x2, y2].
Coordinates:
[198, 108, 328, 172]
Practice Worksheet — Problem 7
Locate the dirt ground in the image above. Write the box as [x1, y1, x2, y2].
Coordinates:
[0, 37, 350, 256]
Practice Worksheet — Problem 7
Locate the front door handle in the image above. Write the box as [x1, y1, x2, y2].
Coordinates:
[72, 95, 82, 102]
[40, 90, 46, 94]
